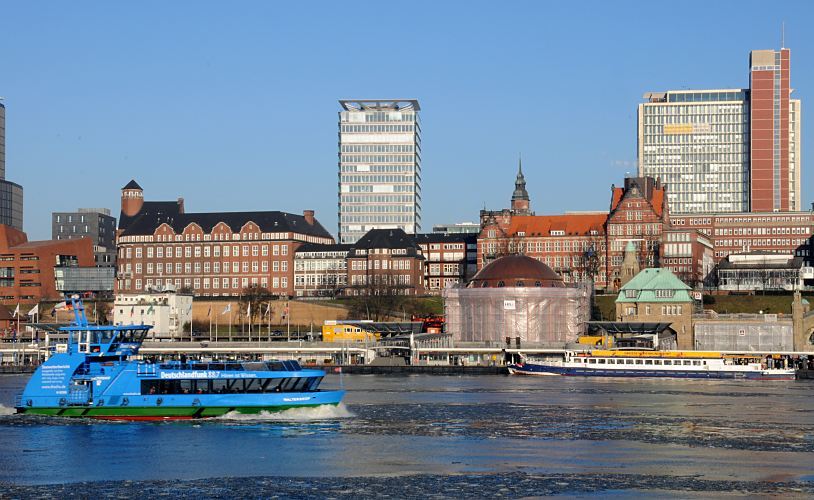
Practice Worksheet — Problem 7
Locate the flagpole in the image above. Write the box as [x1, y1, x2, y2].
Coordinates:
[286, 298, 290, 342]
[229, 309, 233, 342]
[209, 305, 212, 343]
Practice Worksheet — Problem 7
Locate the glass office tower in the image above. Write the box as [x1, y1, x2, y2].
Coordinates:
[338, 99, 421, 244]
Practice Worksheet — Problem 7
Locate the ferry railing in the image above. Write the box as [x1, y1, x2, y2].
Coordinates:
[137, 363, 157, 377]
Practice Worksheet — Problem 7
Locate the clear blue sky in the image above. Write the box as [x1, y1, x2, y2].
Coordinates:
[3, 1, 812, 240]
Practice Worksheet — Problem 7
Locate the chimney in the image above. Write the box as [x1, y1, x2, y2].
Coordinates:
[177, 197, 185, 214]
[303, 210, 315, 225]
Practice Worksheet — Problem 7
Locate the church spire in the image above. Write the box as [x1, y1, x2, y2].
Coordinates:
[512, 157, 528, 202]
[511, 155, 531, 214]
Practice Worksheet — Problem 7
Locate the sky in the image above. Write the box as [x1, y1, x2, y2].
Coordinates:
[2, 1, 813, 240]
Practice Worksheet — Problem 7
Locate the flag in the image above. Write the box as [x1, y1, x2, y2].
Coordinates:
[27, 304, 38, 317]
[207, 306, 211, 317]
[51, 301, 68, 316]
[146, 305, 154, 314]
[130, 306, 135, 317]
[221, 303, 231, 315]
[13, 304, 19, 318]
[264, 303, 271, 317]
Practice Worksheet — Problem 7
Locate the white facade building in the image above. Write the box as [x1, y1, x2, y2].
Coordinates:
[638, 90, 751, 214]
[113, 290, 193, 340]
[338, 99, 421, 244]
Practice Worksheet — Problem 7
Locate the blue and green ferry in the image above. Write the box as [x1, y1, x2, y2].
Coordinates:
[15, 298, 344, 420]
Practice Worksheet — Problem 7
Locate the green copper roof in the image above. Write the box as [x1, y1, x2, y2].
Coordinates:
[616, 268, 693, 303]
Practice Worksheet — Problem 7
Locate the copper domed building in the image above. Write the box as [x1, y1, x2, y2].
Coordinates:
[443, 254, 590, 345]
[469, 254, 564, 288]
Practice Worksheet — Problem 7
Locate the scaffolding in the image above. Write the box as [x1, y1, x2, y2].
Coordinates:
[694, 319, 793, 351]
[443, 284, 591, 345]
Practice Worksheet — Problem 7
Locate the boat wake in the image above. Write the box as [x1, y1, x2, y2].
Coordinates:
[0, 404, 15, 416]
[217, 403, 355, 422]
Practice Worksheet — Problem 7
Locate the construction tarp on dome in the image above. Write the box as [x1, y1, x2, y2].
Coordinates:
[443, 284, 591, 344]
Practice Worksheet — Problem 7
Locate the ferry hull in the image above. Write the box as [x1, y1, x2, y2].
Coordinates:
[16, 403, 341, 420]
[509, 364, 796, 380]
[16, 390, 346, 420]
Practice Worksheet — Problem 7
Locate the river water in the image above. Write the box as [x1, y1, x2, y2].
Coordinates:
[0, 373, 813, 497]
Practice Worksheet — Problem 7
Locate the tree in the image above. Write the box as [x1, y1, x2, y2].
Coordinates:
[346, 270, 410, 321]
[239, 285, 274, 325]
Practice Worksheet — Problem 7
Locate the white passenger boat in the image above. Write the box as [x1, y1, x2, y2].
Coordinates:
[508, 350, 796, 380]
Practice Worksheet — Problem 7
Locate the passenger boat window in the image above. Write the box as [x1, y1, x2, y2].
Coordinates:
[654, 360, 662, 365]
[280, 378, 298, 391]
[194, 380, 210, 394]
[212, 380, 229, 393]
[598, 359, 606, 364]
[692, 360, 701, 366]
[702, 361, 707, 365]
[306, 377, 323, 391]
[244, 379, 262, 393]
[645, 360, 653, 365]
[588, 359, 596, 364]
[664, 360, 671, 365]
[179, 380, 193, 394]
[635, 360, 643, 365]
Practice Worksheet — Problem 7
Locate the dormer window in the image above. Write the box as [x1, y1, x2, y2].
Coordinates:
[551, 230, 565, 236]
[625, 289, 637, 298]
[655, 289, 675, 298]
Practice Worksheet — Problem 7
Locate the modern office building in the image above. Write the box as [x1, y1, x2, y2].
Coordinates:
[338, 99, 421, 244]
[0, 101, 24, 231]
[638, 47, 801, 215]
[52, 208, 117, 267]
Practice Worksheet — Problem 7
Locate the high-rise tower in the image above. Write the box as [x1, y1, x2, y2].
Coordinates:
[638, 47, 801, 214]
[338, 99, 421, 244]
[0, 101, 24, 230]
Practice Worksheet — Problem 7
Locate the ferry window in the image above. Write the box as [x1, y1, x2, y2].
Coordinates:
[692, 360, 701, 366]
[598, 359, 606, 364]
[626, 360, 634, 365]
[280, 378, 298, 391]
[635, 360, 643, 365]
[645, 360, 653, 365]
[702, 361, 707, 365]
[664, 360, 671, 365]
[290, 377, 309, 392]
[141, 380, 159, 395]
[266, 379, 284, 392]
[654, 360, 662, 365]
[267, 362, 286, 371]
[212, 380, 229, 393]
[588, 359, 596, 364]
[244, 379, 262, 393]
[193, 380, 211, 394]
[306, 377, 323, 391]
[683, 360, 691, 365]
[179, 380, 193, 394]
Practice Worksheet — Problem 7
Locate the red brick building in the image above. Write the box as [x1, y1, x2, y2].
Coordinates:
[116, 180, 334, 297]
[479, 213, 608, 287]
[606, 177, 669, 289]
[345, 229, 425, 296]
[0, 224, 94, 304]
[668, 212, 814, 261]
[414, 233, 476, 294]
[750, 48, 793, 212]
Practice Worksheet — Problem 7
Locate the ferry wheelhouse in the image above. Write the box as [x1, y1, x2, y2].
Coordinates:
[15, 298, 344, 420]
[508, 350, 796, 380]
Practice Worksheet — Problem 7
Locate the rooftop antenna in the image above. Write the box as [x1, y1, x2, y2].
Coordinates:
[781, 21, 785, 49]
